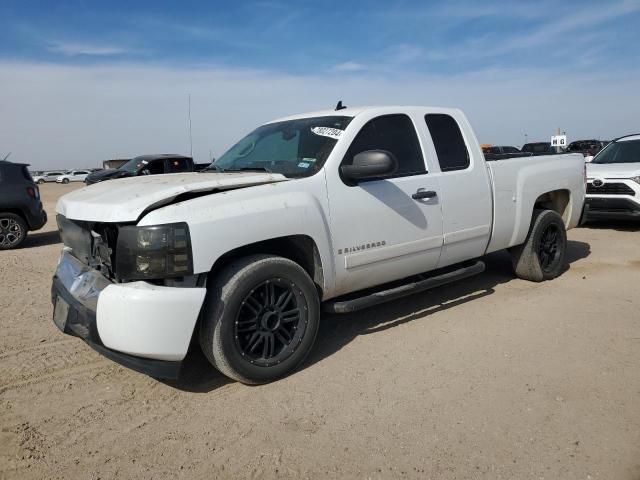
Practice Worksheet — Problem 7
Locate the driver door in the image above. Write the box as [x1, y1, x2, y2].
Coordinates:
[326, 114, 443, 296]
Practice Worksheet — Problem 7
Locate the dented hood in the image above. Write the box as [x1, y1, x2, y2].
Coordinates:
[56, 171, 289, 222]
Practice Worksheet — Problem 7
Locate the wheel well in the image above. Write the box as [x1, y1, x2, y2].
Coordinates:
[0, 209, 27, 225]
[533, 189, 571, 224]
[209, 235, 325, 299]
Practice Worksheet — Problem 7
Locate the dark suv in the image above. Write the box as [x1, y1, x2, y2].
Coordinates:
[566, 140, 607, 157]
[521, 142, 557, 156]
[0, 160, 47, 249]
[85, 154, 204, 185]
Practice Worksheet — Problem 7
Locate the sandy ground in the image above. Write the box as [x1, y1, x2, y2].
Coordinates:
[0, 183, 639, 480]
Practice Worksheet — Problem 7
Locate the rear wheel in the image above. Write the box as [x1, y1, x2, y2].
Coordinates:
[509, 209, 567, 282]
[37, 179, 44, 184]
[199, 255, 320, 384]
[0, 213, 28, 250]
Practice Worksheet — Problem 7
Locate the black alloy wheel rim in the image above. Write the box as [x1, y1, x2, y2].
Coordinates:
[537, 223, 561, 272]
[0, 217, 23, 248]
[234, 278, 307, 367]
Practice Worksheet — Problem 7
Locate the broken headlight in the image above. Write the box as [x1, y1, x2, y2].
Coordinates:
[115, 223, 193, 280]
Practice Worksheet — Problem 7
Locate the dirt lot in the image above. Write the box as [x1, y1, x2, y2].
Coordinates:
[1, 183, 639, 479]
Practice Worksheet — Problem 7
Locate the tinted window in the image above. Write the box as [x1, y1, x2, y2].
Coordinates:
[490, 146, 501, 154]
[505, 146, 519, 153]
[140, 159, 166, 175]
[425, 114, 469, 172]
[167, 158, 191, 173]
[593, 139, 640, 164]
[343, 114, 425, 177]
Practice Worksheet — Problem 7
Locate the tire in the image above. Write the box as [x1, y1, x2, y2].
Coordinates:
[62, 178, 70, 184]
[509, 209, 567, 282]
[37, 179, 44, 184]
[0, 213, 28, 250]
[199, 254, 320, 384]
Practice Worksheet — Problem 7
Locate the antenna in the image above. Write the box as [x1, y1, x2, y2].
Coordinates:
[188, 94, 193, 158]
[335, 100, 347, 111]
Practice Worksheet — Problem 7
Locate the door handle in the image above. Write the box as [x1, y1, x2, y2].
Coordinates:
[412, 189, 437, 200]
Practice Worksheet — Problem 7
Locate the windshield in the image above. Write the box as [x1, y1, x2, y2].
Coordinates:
[592, 139, 640, 164]
[118, 158, 142, 173]
[208, 116, 352, 177]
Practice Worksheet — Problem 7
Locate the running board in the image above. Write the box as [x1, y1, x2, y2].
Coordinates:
[323, 260, 485, 314]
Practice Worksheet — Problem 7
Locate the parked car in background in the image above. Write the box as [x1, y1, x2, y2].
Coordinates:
[33, 171, 66, 184]
[585, 133, 640, 219]
[521, 142, 558, 156]
[56, 170, 91, 184]
[0, 160, 47, 249]
[567, 140, 607, 158]
[52, 105, 585, 383]
[484, 145, 534, 160]
[84, 154, 207, 185]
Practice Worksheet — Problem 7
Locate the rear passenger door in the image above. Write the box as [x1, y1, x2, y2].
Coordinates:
[423, 113, 493, 268]
[326, 113, 443, 296]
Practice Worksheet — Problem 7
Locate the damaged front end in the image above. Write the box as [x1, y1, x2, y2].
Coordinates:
[51, 214, 206, 379]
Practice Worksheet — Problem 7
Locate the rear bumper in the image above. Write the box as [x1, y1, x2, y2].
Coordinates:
[25, 204, 47, 231]
[51, 250, 206, 379]
[584, 196, 640, 218]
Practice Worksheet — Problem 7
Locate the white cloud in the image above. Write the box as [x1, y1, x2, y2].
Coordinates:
[46, 41, 129, 56]
[0, 61, 638, 169]
[332, 61, 366, 72]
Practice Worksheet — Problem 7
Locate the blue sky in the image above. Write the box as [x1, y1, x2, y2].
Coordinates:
[1, 0, 639, 168]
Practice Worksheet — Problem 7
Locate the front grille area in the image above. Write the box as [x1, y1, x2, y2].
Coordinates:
[587, 182, 636, 196]
[56, 215, 118, 279]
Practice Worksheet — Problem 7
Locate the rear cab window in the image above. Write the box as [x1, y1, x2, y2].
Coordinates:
[424, 114, 470, 172]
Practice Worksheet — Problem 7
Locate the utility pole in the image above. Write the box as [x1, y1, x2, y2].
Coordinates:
[188, 94, 193, 158]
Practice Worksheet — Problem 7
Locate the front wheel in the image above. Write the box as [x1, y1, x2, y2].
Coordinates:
[61, 178, 70, 184]
[37, 179, 44, 184]
[509, 209, 567, 282]
[199, 255, 320, 384]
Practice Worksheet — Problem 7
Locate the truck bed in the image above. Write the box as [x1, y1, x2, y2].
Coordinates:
[485, 153, 585, 254]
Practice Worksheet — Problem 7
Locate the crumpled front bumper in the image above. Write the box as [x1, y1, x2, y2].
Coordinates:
[51, 250, 207, 379]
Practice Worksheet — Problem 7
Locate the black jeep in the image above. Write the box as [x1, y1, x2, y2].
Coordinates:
[0, 160, 47, 249]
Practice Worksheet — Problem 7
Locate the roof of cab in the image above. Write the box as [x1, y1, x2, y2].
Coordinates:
[268, 105, 459, 124]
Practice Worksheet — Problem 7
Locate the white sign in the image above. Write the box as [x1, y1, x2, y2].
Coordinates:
[551, 135, 567, 147]
[311, 126, 343, 139]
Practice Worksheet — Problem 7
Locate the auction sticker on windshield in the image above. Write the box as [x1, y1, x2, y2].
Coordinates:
[311, 126, 343, 139]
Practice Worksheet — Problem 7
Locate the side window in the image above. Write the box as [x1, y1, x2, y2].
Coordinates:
[343, 114, 425, 177]
[140, 159, 165, 175]
[167, 158, 191, 173]
[425, 114, 470, 172]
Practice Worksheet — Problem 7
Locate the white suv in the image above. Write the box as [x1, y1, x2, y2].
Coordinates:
[586, 134, 640, 219]
[56, 170, 91, 184]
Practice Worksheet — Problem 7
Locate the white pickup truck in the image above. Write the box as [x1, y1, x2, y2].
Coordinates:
[52, 106, 586, 383]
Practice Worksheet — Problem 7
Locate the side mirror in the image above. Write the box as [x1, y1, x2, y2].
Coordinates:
[341, 150, 398, 183]
[584, 155, 594, 163]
